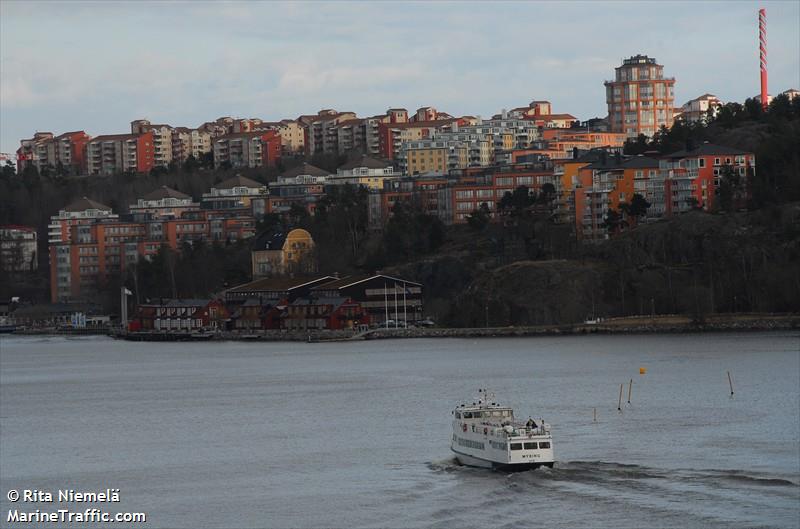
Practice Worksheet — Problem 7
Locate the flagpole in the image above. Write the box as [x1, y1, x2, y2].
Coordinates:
[394, 283, 398, 328]
[384, 283, 389, 329]
[403, 281, 407, 328]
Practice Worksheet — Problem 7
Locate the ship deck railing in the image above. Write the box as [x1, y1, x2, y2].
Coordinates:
[466, 420, 550, 438]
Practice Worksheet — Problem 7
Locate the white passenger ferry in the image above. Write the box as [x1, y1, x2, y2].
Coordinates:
[451, 389, 555, 470]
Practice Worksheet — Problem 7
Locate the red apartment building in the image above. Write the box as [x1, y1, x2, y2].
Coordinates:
[659, 142, 756, 211]
[86, 132, 155, 175]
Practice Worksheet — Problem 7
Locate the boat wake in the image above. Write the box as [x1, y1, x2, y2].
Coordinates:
[426, 457, 466, 473]
[544, 461, 798, 488]
[428, 458, 798, 489]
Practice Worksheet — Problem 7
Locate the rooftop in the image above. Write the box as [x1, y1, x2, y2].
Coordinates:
[339, 155, 392, 170]
[140, 186, 191, 201]
[63, 196, 112, 212]
[312, 273, 422, 291]
[213, 175, 264, 190]
[281, 163, 330, 178]
[665, 142, 751, 158]
[227, 275, 337, 293]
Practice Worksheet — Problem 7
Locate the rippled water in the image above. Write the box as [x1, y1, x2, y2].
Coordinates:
[1, 332, 798, 528]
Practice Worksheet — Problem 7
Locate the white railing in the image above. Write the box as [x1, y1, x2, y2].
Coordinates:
[461, 420, 550, 438]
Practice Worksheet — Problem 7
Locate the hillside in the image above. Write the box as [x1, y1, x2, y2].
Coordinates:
[391, 204, 800, 326]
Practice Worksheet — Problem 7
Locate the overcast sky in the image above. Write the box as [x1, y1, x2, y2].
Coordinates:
[1, 0, 799, 156]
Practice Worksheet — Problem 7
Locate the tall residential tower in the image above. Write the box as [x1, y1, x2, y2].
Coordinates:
[605, 55, 675, 138]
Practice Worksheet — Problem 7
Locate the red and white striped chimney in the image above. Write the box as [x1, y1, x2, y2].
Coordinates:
[759, 8, 768, 110]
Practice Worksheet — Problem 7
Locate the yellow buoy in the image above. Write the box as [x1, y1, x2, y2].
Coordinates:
[639, 367, 647, 375]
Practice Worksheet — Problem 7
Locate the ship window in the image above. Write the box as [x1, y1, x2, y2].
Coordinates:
[473, 411, 483, 418]
[510, 443, 523, 451]
[455, 411, 461, 419]
[462, 412, 472, 419]
[539, 442, 551, 449]
[524, 442, 538, 450]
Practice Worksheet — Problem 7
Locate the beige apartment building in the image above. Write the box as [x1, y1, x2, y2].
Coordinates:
[172, 127, 213, 163]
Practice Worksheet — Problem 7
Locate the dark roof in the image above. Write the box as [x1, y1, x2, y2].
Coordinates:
[337, 118, 364, 127]
[339, 155, 391, 170]
[252, 231, 288, 251]
[312, 274, 422, 291]
[622, 156, 660, 168]
[290, 296, 350, 309]
[167, 299, 212, 307]
[141, 186, 191, 201]
[227, 276, 337, 294]
[241, 298, 276, 307]
[665, 143, 751, 158]
[567, 149, 613, 164]
[214, 175, 264, 189]
[523, 113, 578, 121]
[55, 131, 87, 139]
[383, 118, 457, 130]
[585, 159, 626, 171]
[281, 163, 330, 178]
[90, 133, 140, 142]
[64, 197, 112, 212]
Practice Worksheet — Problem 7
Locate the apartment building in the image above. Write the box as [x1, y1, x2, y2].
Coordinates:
[505, 100, 553, 119]
[0, 225, 38, 272]
[298, 110, 358, 156]
[17, 131, 91, 175]
[128, 186, 198, 219]
[605, 55, 675, 138]
[572, 153, 660, 240]
[367, 176, 448, 229]
[379, 119, 459, 161]
[86, 133, 155, 176]
[270, 120, 305, 154]
[480, 117, 542, 149]
[267, 174, 327, 215]
[49, 194, 258, 302]
[440, 168, 558, 224]
[48, 197, 119, 302]
[200, 175, 268, 216]
[212, 131, 281, 169]
[131, 120, 174, 167]
[400, 131, 492, 175]
[331, 155, 396, 189]
[171, 127, 212, 163]
[677, 94, 722, 124]
[16, 132, 53, 173]
[659, 143, 755, 212]
[538, 129, 627, 159]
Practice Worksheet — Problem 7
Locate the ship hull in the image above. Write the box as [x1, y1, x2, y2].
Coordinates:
[452, 448, 554, 471]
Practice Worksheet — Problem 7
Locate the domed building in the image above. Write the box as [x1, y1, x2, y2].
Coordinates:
[251, 228, 316, 278]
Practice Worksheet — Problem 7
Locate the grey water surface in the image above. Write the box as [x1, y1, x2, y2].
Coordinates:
[1, 332, 798, 528]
